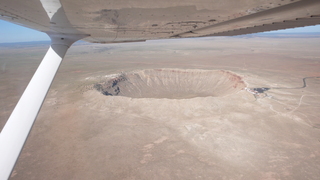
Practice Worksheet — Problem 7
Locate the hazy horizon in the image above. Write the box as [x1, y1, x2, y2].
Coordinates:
[1, 31, 320, 45]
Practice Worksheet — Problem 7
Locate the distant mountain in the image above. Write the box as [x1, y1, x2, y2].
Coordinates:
[0, 40, 90, 48]
[0, 41, 50, 48]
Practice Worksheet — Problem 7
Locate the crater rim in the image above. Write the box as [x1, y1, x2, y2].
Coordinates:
[93, 68, 247, 99]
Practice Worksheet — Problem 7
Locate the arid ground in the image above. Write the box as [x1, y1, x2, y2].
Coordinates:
[1, 34, 320, 180]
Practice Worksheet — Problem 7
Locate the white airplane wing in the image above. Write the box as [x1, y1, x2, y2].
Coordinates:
[0, 0, 320, 179]
[1, 0, 320, 43]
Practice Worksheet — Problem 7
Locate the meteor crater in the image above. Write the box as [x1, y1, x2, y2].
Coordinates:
[94, 69, 246, 99]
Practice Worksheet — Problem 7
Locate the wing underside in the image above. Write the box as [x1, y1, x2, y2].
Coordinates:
[1, 0, 320, 43]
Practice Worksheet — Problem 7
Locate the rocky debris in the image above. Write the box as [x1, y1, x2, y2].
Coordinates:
[94, 75, 126, 96]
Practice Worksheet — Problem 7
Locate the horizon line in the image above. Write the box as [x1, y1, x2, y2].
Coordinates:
[1, 32, 320, 44]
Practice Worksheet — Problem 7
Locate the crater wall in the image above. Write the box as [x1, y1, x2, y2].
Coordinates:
[94, 69, 246, 99]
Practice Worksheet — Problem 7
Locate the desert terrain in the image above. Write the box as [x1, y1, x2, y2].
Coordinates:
[1, 34, 320, 179]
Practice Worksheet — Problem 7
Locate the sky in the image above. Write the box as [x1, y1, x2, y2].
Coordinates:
[0, 20, 50, 43]
[1, 19, 320, 43]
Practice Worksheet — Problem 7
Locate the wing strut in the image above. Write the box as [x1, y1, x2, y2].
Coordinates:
[0, 33, 87, 180]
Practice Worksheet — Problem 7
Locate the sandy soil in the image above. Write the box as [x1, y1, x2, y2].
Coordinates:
[1, 35, 320, 179]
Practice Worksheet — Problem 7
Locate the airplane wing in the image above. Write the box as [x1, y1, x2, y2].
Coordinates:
[1, 0, 320, 43]
[1, 0, 320, 179]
